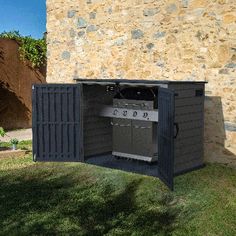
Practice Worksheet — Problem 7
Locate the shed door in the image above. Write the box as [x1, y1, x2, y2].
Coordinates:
[158, 88, 175, 190]
[32, 84, 83, 162]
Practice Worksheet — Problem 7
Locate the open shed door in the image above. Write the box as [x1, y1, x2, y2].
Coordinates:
[158, 88, 175, 190]
[32, 84, 83, 162]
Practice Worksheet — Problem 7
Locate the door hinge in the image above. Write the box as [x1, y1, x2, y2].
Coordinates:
[33, 154, 36, 162]
[174, 123, 179, 139]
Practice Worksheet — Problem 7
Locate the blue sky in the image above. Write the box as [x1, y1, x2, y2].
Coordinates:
[0, 0, 46, 39]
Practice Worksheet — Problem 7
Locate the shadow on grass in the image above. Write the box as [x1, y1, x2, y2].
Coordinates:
[0, 165, 181, 235]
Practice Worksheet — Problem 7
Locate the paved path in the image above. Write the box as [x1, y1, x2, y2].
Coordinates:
[1, 128, 32, 142]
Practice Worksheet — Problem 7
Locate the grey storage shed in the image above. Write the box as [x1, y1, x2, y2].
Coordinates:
[32, 79, 206, 190]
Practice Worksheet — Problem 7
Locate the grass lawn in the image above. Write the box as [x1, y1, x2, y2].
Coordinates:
[0, 141, 236, 235]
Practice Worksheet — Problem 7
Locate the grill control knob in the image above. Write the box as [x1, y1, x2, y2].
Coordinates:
[123, 110, 128, 116]
[113, 109, 118, 116]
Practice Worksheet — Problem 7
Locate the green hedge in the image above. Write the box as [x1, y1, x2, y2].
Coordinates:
[0, 31, 46, 68]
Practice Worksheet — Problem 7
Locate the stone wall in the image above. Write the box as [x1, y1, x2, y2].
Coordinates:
[46, 0, 236, 165]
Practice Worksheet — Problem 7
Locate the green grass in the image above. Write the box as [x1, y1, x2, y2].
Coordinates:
[0, 140, 32, 151]
[0, 142, 236, 235]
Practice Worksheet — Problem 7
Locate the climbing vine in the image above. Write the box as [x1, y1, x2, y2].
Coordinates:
[0, 31, 46, 68]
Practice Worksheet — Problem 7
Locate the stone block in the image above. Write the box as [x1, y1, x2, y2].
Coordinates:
[61, 51, 71, 60]
[146, 43, 154, 50]
[131, 29, 144, 39]
[143, 8, 159, 17]
[223, 14, 236, 24]
[77, 17, 87, 28]
[87, 25, 98, 32]
[153, 31, 166, 39]
[225, 63, 236, 68]
[166, 4, 177, 14]
[68, 10, 76, 18]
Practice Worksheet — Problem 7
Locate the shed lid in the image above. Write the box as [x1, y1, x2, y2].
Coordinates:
[74, 78, 207, 86]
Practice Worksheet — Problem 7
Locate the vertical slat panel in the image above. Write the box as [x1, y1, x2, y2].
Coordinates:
[45, 87, 50, 159]
[39, 87, 44, 158]
[50, 88, 56, 159]
[32, 84, 82, 162]
[47, 87, 51, 158]
[70, 88, 75, 157]
[68, 87, 74, 159]
[53, 87, 57, 159]
[32, 85, 37, 160]
[73, 87, 77, 158]
[59, 88, 62, 157]
[158, 88, 175, 190]
[66, 87, 69, 159]
[75, 86, 81, 159]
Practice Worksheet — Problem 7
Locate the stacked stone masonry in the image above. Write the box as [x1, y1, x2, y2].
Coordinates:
[46, 0, 236, 165]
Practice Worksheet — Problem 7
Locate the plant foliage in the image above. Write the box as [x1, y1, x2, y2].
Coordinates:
[10, 138, 19, 145]
[0, 127, 6, 138]
[0, 30, 46, 68]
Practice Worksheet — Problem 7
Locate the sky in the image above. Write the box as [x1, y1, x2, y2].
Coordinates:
[0, 0, 46, 39]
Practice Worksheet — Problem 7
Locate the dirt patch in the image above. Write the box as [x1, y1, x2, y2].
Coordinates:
[0, 147, 26, 159]
[1, 128, 32, 142]
[0, 39, 46, 130]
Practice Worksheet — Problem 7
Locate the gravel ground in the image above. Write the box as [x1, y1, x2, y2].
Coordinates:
[1, 128, 32, 142]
